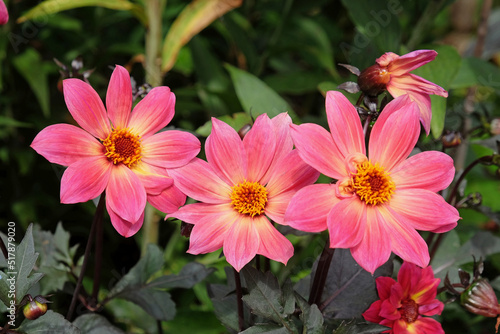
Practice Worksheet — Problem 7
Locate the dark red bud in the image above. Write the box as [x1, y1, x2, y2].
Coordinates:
[357, 64, 391, 97]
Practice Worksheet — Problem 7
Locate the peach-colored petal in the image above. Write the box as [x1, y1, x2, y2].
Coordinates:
[391, 151, 455, 192]
[243, 114, 276, 182]
[63, 79, 111, 139]
[328, 197, 366, 249]
[388, 50, 437, 76]
[132, 162, 174, 195]
[284, 184, 339, 232]
[369, 99, 420, 171]
[376, 52, 400, 67]
[148, 184, 186, 214]
[128, 87, 175, 138]
[106, 164, 147, 223]
[107, 202, 144, 237]
[106, 65, 132, 129]
[265, 191, 294, 225]
[31, 124, 103, 166]
[266, 150, 319, 197]
[291, 123, 345, 180]
[389, 189, 459, 233]
[205, 118, 247, 185]
[390, 74, 448, 97]
[254, 215, 293, 265]
[141, 130, 201, 168]
[224, 215, 259, 271]
[60, 156, 112, 204]
[378, 205, 430, 269]
[408, 92, 432, 135]
[168, 158, 231, 203]
[179, 203, 238, 254]
[351, 206, 392, 274]
[325, 91, 365, 157]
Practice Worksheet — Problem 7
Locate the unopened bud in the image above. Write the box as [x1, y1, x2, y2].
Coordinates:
[442, 131, 462, 149]
[461, 278, 500, 318]
[23, 300, 48, 320]
[357, 64, 391, 97]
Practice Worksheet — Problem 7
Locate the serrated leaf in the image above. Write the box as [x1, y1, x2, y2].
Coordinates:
[0, 270, 13, 307]
[122, 288, 177, 321]
[296, 294, 324, 334]
[313, 249, 393, 319]
[225, 64, 298, 121]
[241, 324, 292, 334]
[14, 224, 43, 303]
[207, 283, 242, 332]
[73, 313, 125, 334]
[12, 49, 50, 117]
[333, 320, 389, 334]
[162, 0, 242, 73]
[147, 262, 214, 289]
[241, 267, 283, 323]
[18, 310, 80, 333]
[18, 0, 136, 23]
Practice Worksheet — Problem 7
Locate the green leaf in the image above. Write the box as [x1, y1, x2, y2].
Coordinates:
[333, 320, 390, 334]
[295, 294, 325, 334]
[18, 0, 136, 23]
[147, 262, 214, 289]
[122, 288, 177, 321]
[225, 64, 298, 121]
[196, 112, 252, 137]
[12, 49, 51, 118]
[161, 0, 243, 73]
[411, 45, 461, 138]
[340, 0, 401, 54]
[264, 71, 334, 95]
[241, 324, 292, 334]
[18, 310, 80, 333]
[450, 57, 500, 89]
[207, 283, 242, 332]
[73, 313, 125, 334]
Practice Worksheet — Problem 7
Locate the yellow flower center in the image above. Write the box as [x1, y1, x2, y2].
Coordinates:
[352, 161, 395, 205]
[103, 128, 142, 168]
[230, 181, 268, 217]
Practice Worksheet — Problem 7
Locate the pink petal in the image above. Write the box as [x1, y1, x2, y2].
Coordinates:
[388, 50, 437, 76]
[243, 114, 276, 182]
[63, 78, 111, 139]
[376, 276, 397, 300]
[389, 189, 459, 233]
[132, 162, 173, 195]
[350, 206, 392, 274]
[107, 202, 144, 237]
[265, 150, 319, 196]
[205, 118, 247, 185]
[148, 184, 186, 213]
[376, 52, 400, 67]
[128, 87, 175, 138]
[418, 300, 445, 316]
[326, 91, 366, 157]
[390, 73, 448, 97]
[369, 98, 420, 171]
[362, 300, 384, 323]
[106, 65, 132, 129]
[168, 158, 231, 203]
[223, 215, 259, 271]
[284, 184, 339, 232]
[328, 197, 366, 249]
[265, 191, 294, 225]
[141, 130, 201, 168]
[255, 215, 293, 265]
[173, 203, 238, 255]
[106, 164, 147, 223]
[291, 123, 345, 180]
[378, 205, 430, 268]
[406, 317, 444, 334]
[407, 92, 432, 135]
[31, 124, 103, 166]
[60, 156, 112, 204]
[391, 151, 455, 192]
[0, 0, 9, 25]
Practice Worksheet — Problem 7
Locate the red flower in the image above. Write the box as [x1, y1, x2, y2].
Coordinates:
[363, 262, 444, 333]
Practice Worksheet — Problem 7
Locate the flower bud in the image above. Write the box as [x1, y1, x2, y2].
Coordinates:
[442, 131, 462, 149]
[0, 0, 8, 25]
[461, 278, 500, 317]
[23, 300, 48, 320]
[357, 64, 391, 97]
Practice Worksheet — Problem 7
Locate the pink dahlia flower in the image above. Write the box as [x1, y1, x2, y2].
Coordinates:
[0, 0, 8, 25]
[166, 113, 319, 271]
[357, 50, 448, 134]
[31, 65, 200, 237]
[362, 262, 445, 334]
[284, 91, 460, 274]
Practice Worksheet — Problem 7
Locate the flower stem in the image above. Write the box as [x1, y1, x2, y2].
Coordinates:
[91, 200, 105, 305]
[233, 268, 244, 331]
[66, 194, 106, 321]
[308, 237, 335, 306]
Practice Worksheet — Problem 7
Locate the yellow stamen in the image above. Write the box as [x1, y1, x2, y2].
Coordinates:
[352, 161, 395, 205]
[230, 180, 268, 217]
[103, 128, 142, 168]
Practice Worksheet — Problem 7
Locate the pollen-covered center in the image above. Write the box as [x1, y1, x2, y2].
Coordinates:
[352, 161, 395, 205]
[230, 181, 268, 217]
[400, 299, 419, 323]
[103, 128, 142, 168]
